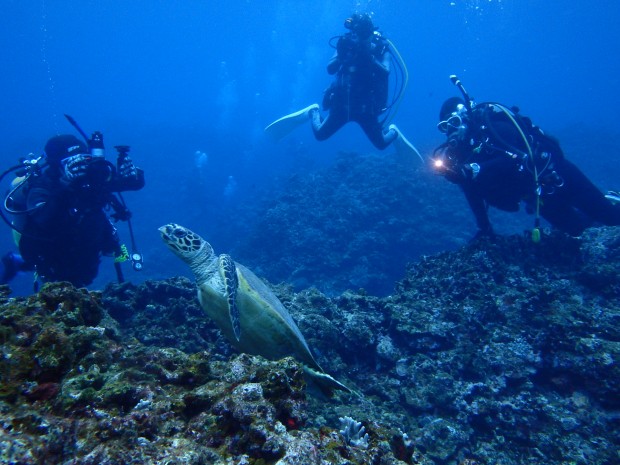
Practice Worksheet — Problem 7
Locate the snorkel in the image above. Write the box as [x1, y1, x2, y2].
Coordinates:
[450, 74, 475, 112]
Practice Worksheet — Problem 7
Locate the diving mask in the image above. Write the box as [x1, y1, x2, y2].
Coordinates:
[437, 114, 463, 134]
[437, 103, 467, 134]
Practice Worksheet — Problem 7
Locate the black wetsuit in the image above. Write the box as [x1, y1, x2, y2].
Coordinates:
[311, 32, 396, 149]
[17, 161, 144, 287]
[440, 105, 620, 236]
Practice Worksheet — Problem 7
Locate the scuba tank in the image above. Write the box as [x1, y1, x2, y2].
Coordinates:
[1, 115, 145, 283]
[0, 154, 46, 246]
[448, 75, 549, 243]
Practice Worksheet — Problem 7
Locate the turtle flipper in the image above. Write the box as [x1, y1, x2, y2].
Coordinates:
[220, 254, 240, 341]
[303, 366, 353, 397]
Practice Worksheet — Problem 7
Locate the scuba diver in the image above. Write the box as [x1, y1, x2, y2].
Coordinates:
[433, 75, 620, 241]
[0, 116, 145, 289]
[265, 13, 422, 162]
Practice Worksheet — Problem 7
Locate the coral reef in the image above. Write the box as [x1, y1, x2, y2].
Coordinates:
[226, 151, 478, 296]
[339, 416, 369, 448]
[1, 225, 619, 464]
[0, 282, 417, 465]
[321, 229, 619, 465]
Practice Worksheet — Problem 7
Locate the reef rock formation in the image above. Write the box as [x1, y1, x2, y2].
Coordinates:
[0, 281, 417, 464]
[1, 225, 619, 465]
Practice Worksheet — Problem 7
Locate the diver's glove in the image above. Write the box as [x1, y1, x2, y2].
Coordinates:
[118, 156, 138, 178]
[444, 163, 480, 185]
[63, 154, 92, 181]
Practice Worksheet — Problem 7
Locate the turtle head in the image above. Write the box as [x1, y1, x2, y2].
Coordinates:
[159, 223, 215, 271]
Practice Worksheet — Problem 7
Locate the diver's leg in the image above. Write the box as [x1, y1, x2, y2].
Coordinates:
[558, 160, 620, 226]
[0, 251, 31, 284]
[540, 198, 591, 236]
[357, 116, 394, 150]
[311, 108, 346, 141]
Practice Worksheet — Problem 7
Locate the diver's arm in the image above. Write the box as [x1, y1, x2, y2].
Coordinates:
[446, 154, 520, 187]
[332, 35, 361, 73]
[463, 187, 493, 236]
[474, 156, 520, 184]
[25, 185, 62, 227]
[371, 48, 390, 75]
[327, 52, 341, 75]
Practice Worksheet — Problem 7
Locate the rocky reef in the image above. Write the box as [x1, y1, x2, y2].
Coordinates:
[1, 226, 619, 464]
[214, 151, 480, 297]
[0, 280, 417, 464]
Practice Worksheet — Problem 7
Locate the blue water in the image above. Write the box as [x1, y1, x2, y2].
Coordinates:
[2, 0, 620, 295]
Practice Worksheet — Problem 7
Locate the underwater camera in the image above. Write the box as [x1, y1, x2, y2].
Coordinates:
[89, 131, 105, 158]
[115, 145, 131, 157]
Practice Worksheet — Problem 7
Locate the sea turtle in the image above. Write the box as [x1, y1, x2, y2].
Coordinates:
[159, 223, 350, 395]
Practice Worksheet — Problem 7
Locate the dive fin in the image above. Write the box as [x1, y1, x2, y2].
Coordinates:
[605, 190, 620, 205]
[389, 124, 424, 163]
[264, 104, 319, 141]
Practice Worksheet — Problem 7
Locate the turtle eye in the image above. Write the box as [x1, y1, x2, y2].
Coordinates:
[173, 228, 187, 239]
